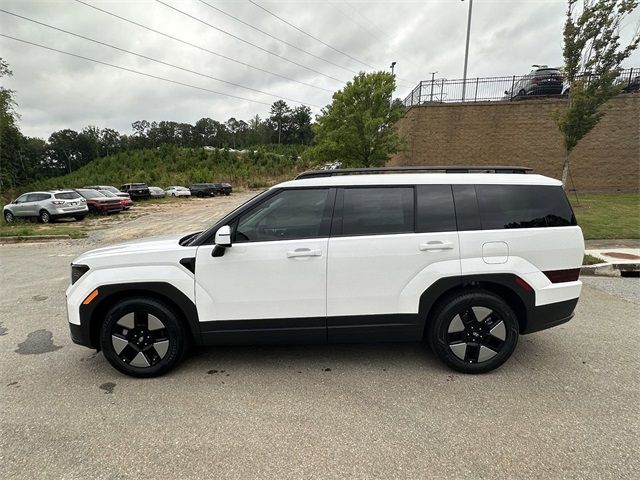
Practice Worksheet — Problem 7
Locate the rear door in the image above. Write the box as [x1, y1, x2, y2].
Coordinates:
[326, 185, 460, 342]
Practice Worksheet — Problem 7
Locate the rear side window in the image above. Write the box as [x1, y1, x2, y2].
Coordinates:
[341, 187, 414, 236]
[476, 185, 576, 229]
[416, 185, 456, 232]
[27, 193, 50, 202]
[54, 192, 81, 200]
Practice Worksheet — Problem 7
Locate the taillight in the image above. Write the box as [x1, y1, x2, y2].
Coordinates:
[52, 200, 65, 205]
[543, 268, 581, 283]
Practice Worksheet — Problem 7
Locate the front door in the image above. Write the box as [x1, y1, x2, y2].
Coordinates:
[195, 188, 335, 344]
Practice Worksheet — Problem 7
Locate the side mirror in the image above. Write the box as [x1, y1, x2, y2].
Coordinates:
[215, 225, 232, 247]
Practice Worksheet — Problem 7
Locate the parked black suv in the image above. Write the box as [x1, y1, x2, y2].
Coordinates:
[189, 183, 217, 197]
[120, 183, 151, 200]
[213, 183, 232, 196]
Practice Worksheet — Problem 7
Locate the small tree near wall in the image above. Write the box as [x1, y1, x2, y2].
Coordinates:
[555, 0, 639, 188]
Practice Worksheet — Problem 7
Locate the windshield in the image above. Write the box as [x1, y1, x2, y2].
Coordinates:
[99, 190, 116, 197]
[187, 190, 268, 246]
[103, 186, 119, 193]
[77, 189, 105, 199]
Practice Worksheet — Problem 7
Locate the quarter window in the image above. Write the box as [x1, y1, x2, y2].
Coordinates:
[235, 189, 330, 242]
[341, 187, 414, 236]
[476, 185, 577, 229]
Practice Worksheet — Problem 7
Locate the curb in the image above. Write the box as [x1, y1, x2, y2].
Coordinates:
[0, 235, 72, 244]
[581, 262, 640, 277]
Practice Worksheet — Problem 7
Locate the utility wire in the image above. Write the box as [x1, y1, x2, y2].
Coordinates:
[155, 0, 346, 85]
[73, 0, 332, 93]
[0, 34, 274, 106]
[0, 9, 320, 107]
[196, 0, 359, 76]
[247, 0, 376, 70]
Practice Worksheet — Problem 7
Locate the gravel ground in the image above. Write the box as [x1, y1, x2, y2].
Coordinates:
[581, 276, 640, 305]
[1, 196, 639, 479]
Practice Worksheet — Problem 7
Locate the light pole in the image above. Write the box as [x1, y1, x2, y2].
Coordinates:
[461, 0, 473, 101]
[389, 61, 397, 107]
[429, 71, 438, 102]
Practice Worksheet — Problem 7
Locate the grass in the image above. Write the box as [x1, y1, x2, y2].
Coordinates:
[570, 193, 640, 240]
[0, 221, 88, 239]
[582, 254, 603, 265]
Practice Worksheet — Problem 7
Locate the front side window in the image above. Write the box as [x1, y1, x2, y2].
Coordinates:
[341, 187, 414, 236]
[235, 189, 330, 242]
[27, 193, 50, 202]
[14, 194, 29, 204]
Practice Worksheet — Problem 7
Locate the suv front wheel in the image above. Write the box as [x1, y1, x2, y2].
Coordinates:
[428, 290, 519, 374]
[100, 297, 188, 377]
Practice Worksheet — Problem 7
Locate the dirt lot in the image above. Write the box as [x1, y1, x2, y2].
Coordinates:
[1, 193, 639, 479]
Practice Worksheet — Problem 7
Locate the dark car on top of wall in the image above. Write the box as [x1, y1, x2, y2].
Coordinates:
[74, 189, 122, 215]
[120, 183, 151, 200]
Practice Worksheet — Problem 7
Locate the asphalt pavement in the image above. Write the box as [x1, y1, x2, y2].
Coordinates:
[1, 201, 639, 479]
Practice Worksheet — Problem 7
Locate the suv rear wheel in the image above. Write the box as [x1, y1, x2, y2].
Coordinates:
[39, 209, 51, 223]
[428, 290, 519, 374]
[100, 297, 188, 377]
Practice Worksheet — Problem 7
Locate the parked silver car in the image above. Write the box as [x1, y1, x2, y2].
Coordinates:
[148, 186, 166, 198]
[3, 190, 89, 223]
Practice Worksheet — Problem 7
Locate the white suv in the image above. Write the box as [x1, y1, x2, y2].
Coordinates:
[66, 167, 584, 377]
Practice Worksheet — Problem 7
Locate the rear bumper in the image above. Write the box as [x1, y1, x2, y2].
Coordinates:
[522, 297, 578, 334]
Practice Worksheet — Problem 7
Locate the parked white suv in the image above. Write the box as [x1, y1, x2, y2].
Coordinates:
[66, 167, 584, 377]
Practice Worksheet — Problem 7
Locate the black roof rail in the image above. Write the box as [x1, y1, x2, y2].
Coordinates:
[295, 165, 532, 180]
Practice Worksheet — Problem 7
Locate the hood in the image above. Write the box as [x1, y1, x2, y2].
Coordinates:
[72, 232, 195, 265]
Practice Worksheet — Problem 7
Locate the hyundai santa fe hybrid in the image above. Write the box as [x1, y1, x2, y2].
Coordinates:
[66, 167, 584, 377]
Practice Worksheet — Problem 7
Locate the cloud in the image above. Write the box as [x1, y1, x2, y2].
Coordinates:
[1, 0, 639, 138]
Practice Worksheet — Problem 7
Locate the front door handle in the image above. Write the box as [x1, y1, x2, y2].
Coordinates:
[287, 248, 322, 258]
[419, 241, 454, 251]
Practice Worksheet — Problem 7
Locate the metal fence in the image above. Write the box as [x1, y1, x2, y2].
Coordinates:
[403, 68, 639, 107]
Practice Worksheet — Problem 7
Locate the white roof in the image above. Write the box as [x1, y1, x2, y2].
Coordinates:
[275, 173, 562, 189]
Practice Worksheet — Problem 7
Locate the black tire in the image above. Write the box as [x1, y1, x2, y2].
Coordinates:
[74, 215, 86, 221]
[518, 89, 526, 97]
[427, 290, 519, 374]
[4, 210, 14, 223]
[39, 209, 51, 224]
[196, 192, 204, 198]
[100, 297, 188, 378]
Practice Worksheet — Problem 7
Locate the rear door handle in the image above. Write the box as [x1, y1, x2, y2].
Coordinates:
[287, 248, 322, 258]
[419, 241, 454, 251]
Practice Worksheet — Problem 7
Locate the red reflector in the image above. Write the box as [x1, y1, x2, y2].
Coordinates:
[543, 268, 581, 283]
[515, 276, 533, 291]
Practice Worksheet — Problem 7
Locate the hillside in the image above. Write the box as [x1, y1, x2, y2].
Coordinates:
[17, 145, 312, 196]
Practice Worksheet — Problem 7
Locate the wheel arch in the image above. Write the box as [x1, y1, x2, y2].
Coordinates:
[80, 282, 202, 350]
[418, 274, 533, 338]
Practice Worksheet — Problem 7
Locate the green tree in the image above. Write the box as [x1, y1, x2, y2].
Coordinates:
[555, 0, 639, 188]
[0, 58, 22, 191]
[268, 100, 292, 145]
[310, 71, 404, 167]
[290, 105, 313, 145]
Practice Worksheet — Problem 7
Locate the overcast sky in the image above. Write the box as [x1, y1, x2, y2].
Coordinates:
[1, 0, 639, 139]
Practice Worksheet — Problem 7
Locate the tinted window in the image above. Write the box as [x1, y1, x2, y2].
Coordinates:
[341, 187, 414, 236]
[452, 184, 481, 231]
[54, 192, 81, 200]
[14, 194, 29, 204]
[416, 185, 456, 232]
[77, 189, 104, 199]
[27, 193, 50, 202]
[476, 185, 576, 229]
[236, 189, 330, 242]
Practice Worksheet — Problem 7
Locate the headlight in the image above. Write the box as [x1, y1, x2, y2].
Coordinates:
[71, 264, 90, 285]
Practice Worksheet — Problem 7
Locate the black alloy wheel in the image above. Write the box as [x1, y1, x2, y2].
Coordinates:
[428, 291, 519, 374]
[100, 297, 187, 377]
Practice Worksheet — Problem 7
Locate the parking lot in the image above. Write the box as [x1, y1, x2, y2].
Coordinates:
[1, 194, 639, 479]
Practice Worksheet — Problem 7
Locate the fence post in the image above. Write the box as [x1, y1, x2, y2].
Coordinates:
[509, 75, 516, 100]
[474, 77, 479, 102]
[417, 82, 422, 105]
[440, 79, 445, 102]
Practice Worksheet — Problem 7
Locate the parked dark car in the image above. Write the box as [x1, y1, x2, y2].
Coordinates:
[189, 183, 218, 197]
[505, 66, 564, 99]
[99, 190, 133, 210]
[120, 183, 151, 200]
[213, 183, 232, 196]
[75, 189, 122, 215]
